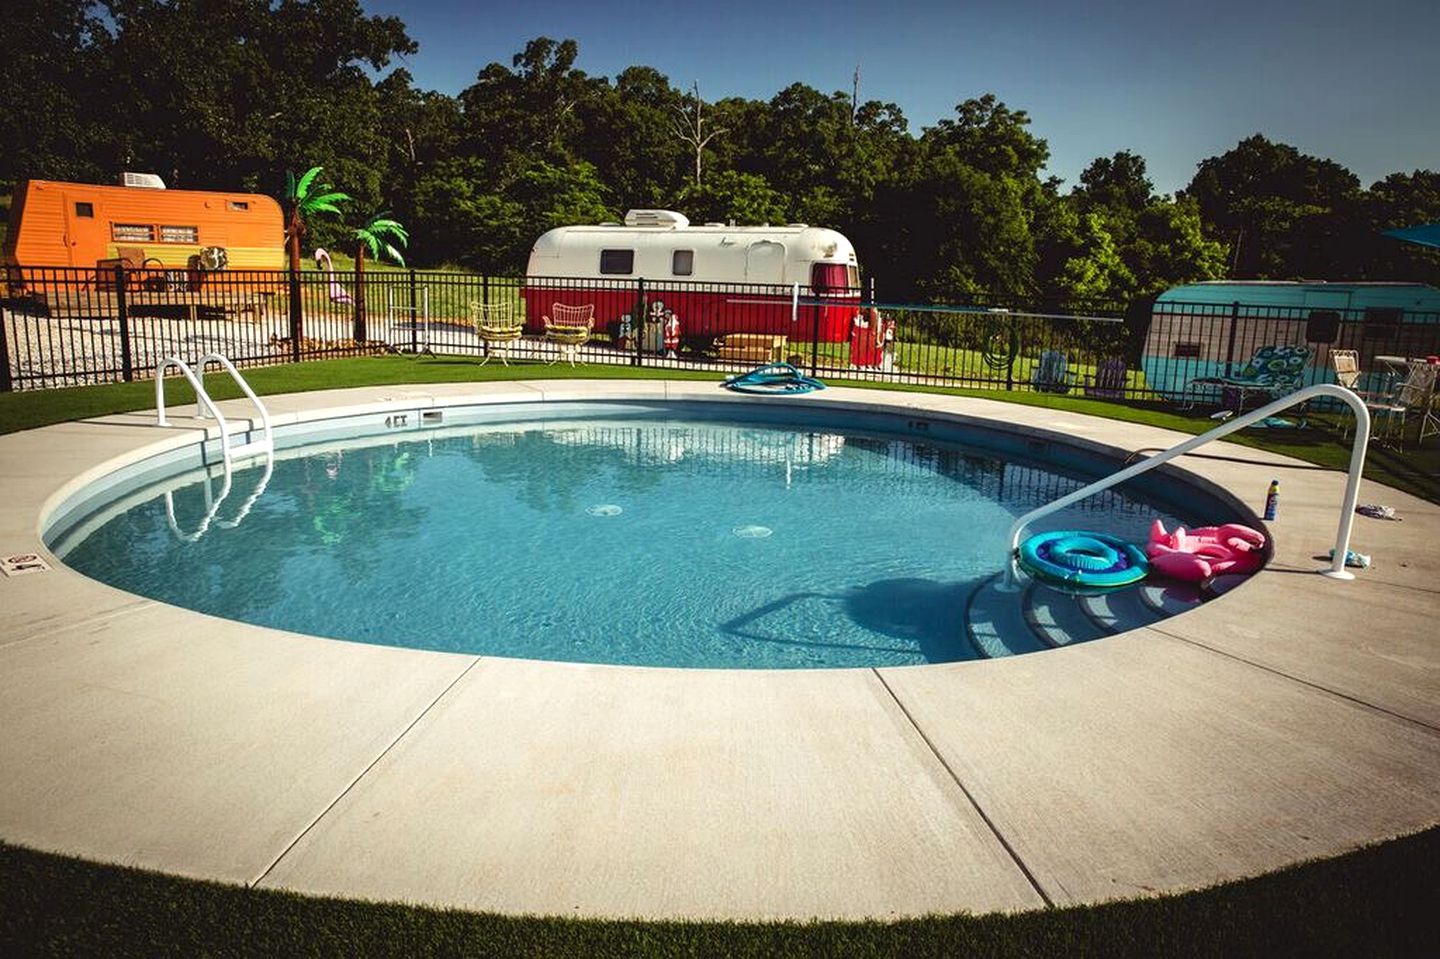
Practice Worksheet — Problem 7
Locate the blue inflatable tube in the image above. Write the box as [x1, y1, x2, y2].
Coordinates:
[1017, 530, 1148, 588]
[722, 362, 826, 395]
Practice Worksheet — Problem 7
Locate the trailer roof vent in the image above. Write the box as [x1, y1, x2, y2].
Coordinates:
[623, 209, 689, 229]
[119, 172, 166, 190]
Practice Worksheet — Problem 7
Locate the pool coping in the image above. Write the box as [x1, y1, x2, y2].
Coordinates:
[0, 378, 1436, 920]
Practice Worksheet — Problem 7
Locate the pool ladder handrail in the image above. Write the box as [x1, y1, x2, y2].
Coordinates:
[155, 353, 274, 466]
[1003, 383, 1372, 588]
[156, 354, 274, 542]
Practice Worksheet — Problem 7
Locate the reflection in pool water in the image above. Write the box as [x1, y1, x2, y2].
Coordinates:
[57, 415, 1188, 668]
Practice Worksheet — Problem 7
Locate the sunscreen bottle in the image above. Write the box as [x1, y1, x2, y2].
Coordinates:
[1263, 480, 1280, 521]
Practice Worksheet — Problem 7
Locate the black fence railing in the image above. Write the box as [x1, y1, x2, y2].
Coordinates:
[4, 266, 1439, 404]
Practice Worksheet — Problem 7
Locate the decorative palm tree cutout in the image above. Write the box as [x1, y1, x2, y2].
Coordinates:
[282, 167, 351, 273]
[282, 167, 350, 343]
[351, 212, 409, 341]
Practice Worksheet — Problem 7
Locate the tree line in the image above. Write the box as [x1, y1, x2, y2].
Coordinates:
[4, 0, 1437, 305]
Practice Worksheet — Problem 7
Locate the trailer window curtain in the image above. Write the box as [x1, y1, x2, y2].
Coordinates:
[811, 263, 848, 292]
[672, 250, 694, 276]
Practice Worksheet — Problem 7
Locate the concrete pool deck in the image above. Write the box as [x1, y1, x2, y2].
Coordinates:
[0, 379, 1437, 919]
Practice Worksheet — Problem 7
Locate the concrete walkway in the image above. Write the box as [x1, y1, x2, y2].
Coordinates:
[0, 380, 1436, 919]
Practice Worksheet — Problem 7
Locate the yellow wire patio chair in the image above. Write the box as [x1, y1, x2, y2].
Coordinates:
[543, 302, 595, 367]
[473, 301, 524, 367]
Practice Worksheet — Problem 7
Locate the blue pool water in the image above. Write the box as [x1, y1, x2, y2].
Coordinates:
[53, 404, 1198, 668]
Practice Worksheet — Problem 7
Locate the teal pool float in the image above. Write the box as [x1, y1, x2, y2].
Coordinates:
[721, 363, 826, 395]
[1017, 530, 1148, 588]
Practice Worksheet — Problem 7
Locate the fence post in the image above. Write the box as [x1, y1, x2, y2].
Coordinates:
[1224, 300, 1240, 377]
[633, 277, 645, 367]
[1005, 312, 1016, 391]
[287, 266, 302, 363]
[482, 273, 490, 308]
[115, 265, 134, 382]
[409, 269, 419, 353]
[0, 299, 11, 392]
[809, 291, 821, 376]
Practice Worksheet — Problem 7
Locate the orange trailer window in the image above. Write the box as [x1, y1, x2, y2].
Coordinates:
[112, 223, 155, 242]
[159, 225, 198, 243]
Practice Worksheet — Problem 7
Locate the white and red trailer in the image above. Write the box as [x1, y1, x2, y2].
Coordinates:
[522, 210, 863, 344]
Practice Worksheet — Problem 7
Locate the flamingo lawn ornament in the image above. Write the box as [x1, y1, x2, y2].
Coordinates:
[314, 248, 353, 305]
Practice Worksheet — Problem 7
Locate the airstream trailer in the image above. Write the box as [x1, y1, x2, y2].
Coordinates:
[522, 210, 862, 343]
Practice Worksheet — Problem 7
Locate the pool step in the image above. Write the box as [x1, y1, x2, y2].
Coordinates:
[965, 573, 1221, 660]
[1023, 582, 1110, 647]
[965, 574, 1048, 658]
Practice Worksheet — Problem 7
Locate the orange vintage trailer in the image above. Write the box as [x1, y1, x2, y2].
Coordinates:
[4, 178, 285, 278]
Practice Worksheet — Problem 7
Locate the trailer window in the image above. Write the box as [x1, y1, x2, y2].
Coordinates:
[811, 263, 849, 293]
[227, 201, 249, 211]
[672, 250, 694, 276]
[160, 225, 199, 243]
[112, 224, 155, 242]
[600, 249, 634, 274]
[74, 202, 94, 218]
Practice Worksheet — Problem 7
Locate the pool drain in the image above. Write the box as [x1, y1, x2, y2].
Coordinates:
[733, 525, 773, 539]
[587, 504, 623, 517]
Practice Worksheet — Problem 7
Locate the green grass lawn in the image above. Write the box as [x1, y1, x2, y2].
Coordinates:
[3, 354, 1435, 503]
[3, 828, 1436, 956]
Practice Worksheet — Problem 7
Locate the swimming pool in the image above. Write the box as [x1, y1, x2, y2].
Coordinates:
[47, 401, 1221, 669]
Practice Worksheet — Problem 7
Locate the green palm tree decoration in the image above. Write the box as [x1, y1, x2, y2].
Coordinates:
[282, 166, 351, 274]
[351, 212, 409, 342]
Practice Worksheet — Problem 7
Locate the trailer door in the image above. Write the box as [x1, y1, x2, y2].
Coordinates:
[61, 190, 107, 267]
[746, 241, 785, 284]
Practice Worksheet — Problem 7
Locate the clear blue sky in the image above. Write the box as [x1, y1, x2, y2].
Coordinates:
[366, 0, 1437, 195]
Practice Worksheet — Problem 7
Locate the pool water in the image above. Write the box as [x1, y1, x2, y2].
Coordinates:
[55, 408, 1191, 668]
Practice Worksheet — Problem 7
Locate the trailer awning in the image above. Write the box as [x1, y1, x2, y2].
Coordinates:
[1384, 223, 1440, 249]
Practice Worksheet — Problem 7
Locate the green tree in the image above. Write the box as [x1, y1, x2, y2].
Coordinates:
[677, 170, 789, 226]
[576, 67, 686, 210]
[1351, 171, 1440, 284]
[1183, 134, 1360, 278]
[458, 37, 603, 168]
[0, 0, 108, 187]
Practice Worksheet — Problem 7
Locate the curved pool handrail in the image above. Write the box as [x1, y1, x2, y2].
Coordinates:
[1004, 383, 1371, 586]
[196, 352, 274, 456]
[156, 356, 232, 452]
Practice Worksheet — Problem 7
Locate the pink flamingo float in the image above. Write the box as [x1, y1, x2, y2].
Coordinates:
[1146, 520, 1267, 582]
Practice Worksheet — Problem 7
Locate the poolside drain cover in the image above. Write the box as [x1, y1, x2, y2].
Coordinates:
[733, 525, 773, 539]
[587, 504, 623, 517]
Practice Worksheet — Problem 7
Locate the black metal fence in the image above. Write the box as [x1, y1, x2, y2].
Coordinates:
[4, 265, 1439, 403]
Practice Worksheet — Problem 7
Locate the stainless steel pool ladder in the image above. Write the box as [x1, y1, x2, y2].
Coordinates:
[155, 353, 274, 466]
[1002, 384, 1373, 587]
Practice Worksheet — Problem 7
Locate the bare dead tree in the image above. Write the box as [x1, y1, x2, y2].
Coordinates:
[851, 65, 860, 125]
[671, 81, 727, 189]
